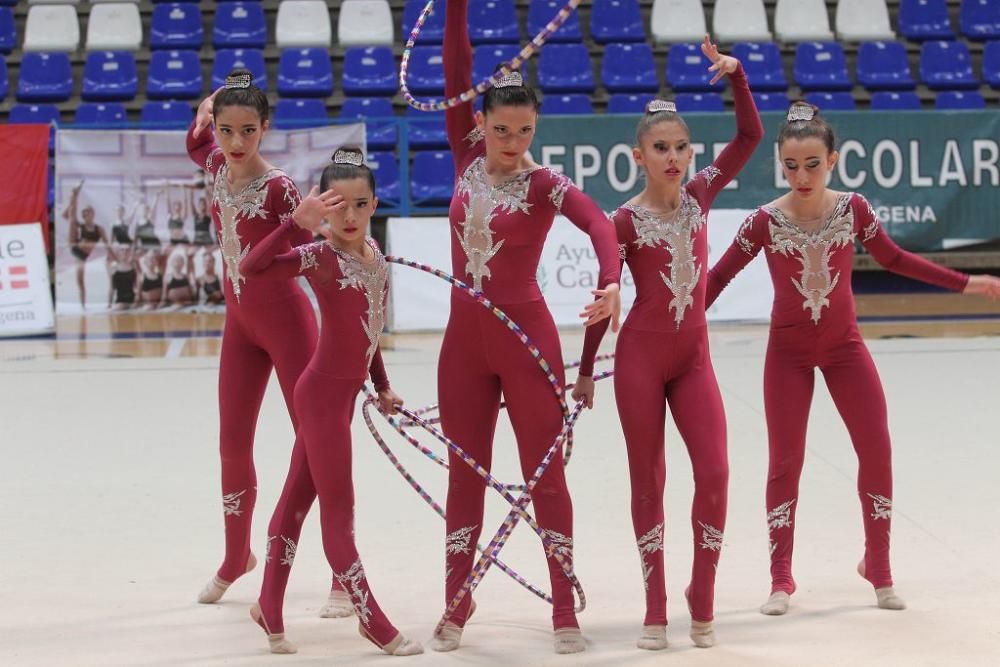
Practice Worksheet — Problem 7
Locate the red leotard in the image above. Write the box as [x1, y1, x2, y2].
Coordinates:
[707, 192, 969, 595]
[240, 219, 400, 647]
[579, 63, 763, 625]
[187, 124, 320, 585]
[440, 1, 621, 631]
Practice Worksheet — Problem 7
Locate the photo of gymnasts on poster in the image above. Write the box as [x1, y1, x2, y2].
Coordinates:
[53, 125, 365, 314]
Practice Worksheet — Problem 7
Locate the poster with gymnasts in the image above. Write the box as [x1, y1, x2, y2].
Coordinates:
[52, 124, 365, 315]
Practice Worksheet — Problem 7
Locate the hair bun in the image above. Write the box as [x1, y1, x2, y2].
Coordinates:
[786, 103, 816, 122]
[646, 99, 677, 115]
[332, 148, 364, 166]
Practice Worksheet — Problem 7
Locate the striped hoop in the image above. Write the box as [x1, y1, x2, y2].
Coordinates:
[399, 0, 583, 112]
[363, 256, 616, 632]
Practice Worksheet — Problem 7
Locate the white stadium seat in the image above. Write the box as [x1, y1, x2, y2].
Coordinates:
[338, 0, 394, 47]
[774, 0, 834, 42]
[651, 0, 707, 44]
[836, 0, 895, 41]
[86, 2, 143, 51]
[276, 0, 332, 48]
[23, 5, 80, 52]
[713, 0, 772, 43]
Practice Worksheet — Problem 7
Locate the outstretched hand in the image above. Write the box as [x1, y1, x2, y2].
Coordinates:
[702, 35, 740, 85]
[292, 186, 347, 240]
[192, 88, 223, 139]
[963, 274, 1000, 300]
[580, 282, 621, 331]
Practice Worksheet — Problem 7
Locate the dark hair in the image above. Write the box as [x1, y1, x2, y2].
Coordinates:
[483, 66, 541, 115]
[320, 148, 377, 195]
[634, 99, 689, 145]
[778, 101, 836, 154]
[213, 68, 270, 123]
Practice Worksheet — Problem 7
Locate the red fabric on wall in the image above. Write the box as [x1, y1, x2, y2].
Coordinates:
[0, 124, 50, 249]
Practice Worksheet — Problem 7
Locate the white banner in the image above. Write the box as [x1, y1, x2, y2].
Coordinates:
[387, 210, 773, 331]
[53, 125, 365, 315]
[0, 223, 55, 337]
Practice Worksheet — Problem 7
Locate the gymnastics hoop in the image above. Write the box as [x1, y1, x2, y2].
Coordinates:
[363, 256, 615, 634]
[399, 0, 583, 112]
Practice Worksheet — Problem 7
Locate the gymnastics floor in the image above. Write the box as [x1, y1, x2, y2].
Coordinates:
[1, 322, 998, 666]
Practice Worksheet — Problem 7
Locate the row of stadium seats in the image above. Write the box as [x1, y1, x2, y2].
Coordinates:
[7, 0, 1000, 54]
[7, 38, 997, 104]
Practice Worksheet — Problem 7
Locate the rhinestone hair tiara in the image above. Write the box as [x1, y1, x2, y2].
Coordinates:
[494, 71, 524, 89]
[224, 73, 252, 90]
[646, 99, 677, 114]
[787, 104, 815, 122]
[332, 149, 364, 166]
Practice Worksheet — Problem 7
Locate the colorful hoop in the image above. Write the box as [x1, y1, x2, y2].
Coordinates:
[365, 256, 616, 633]
[399, 0, 583, 112]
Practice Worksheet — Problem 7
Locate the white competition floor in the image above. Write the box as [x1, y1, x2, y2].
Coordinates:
[1, 326, 998, 666]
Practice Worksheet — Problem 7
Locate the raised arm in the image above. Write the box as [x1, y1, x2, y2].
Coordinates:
[443, 0, 478, 164]
[240, 186, 345, 280]
[690, 38, 764, 208]
[706, 209, 767, 307]
[187, 90, 225, 176]
[853, 195, 970, 293]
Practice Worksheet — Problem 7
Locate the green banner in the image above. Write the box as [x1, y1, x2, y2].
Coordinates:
[530, 110, 1000, 251]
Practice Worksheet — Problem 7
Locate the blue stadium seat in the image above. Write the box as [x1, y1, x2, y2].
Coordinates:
[82, 51, 138, 102]
[343, 47, 397, 96]
[151, 3, 204, 50]
[0, 8, 15, 55]
[857, 41, 915, 91]
[407, 46, 445, 95]
[667, 43, 720, 92]
[961, 0, 1000, 40]
[75, 102, 128, 128]
[411, 151, 455, 206]
[48, 165, 54, 209]
[794, 42, 852, 92]
[538, 43, 596, 93]
[870, 91, 922, 110]
[140, 101, 194, 130]
[340, 97, 398, 151]
[274, 98, 329, 129]
[17, 53, 73, 103]
[367, 151, 401, 207]
[402, 0, 446, 44]
[806, 91, 857, 110]
[590, 0, 646, 44]
[10, 104, 60, 150]
[936, 90, 986, 109]
[676, 92, 724, 112]
[407, 105, 448, 149]
[607, 93, 656, 114]
[732, 42, 787, 92]
[920, 40, 978, 89]
[146, 50, 201, 100]
[0, 56, 7, 99]
[542, 93, 593, 114]
[277, 48, 334, 97]
[214, 2, 267, 49]
[212, 49, 268, 90]
[899, 0, 954, 40]
[602, 42, 658, 93]
[473, 44, 532, 86]
[469, 0, 519, 44]
[983, 40, 1000, 87]
[528, 0, 582, 43]
[753, 91, 791, 112]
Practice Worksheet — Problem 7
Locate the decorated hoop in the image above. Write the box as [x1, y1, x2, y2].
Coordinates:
[399, 0, 583, 112]
[365, 256, 616, 633]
